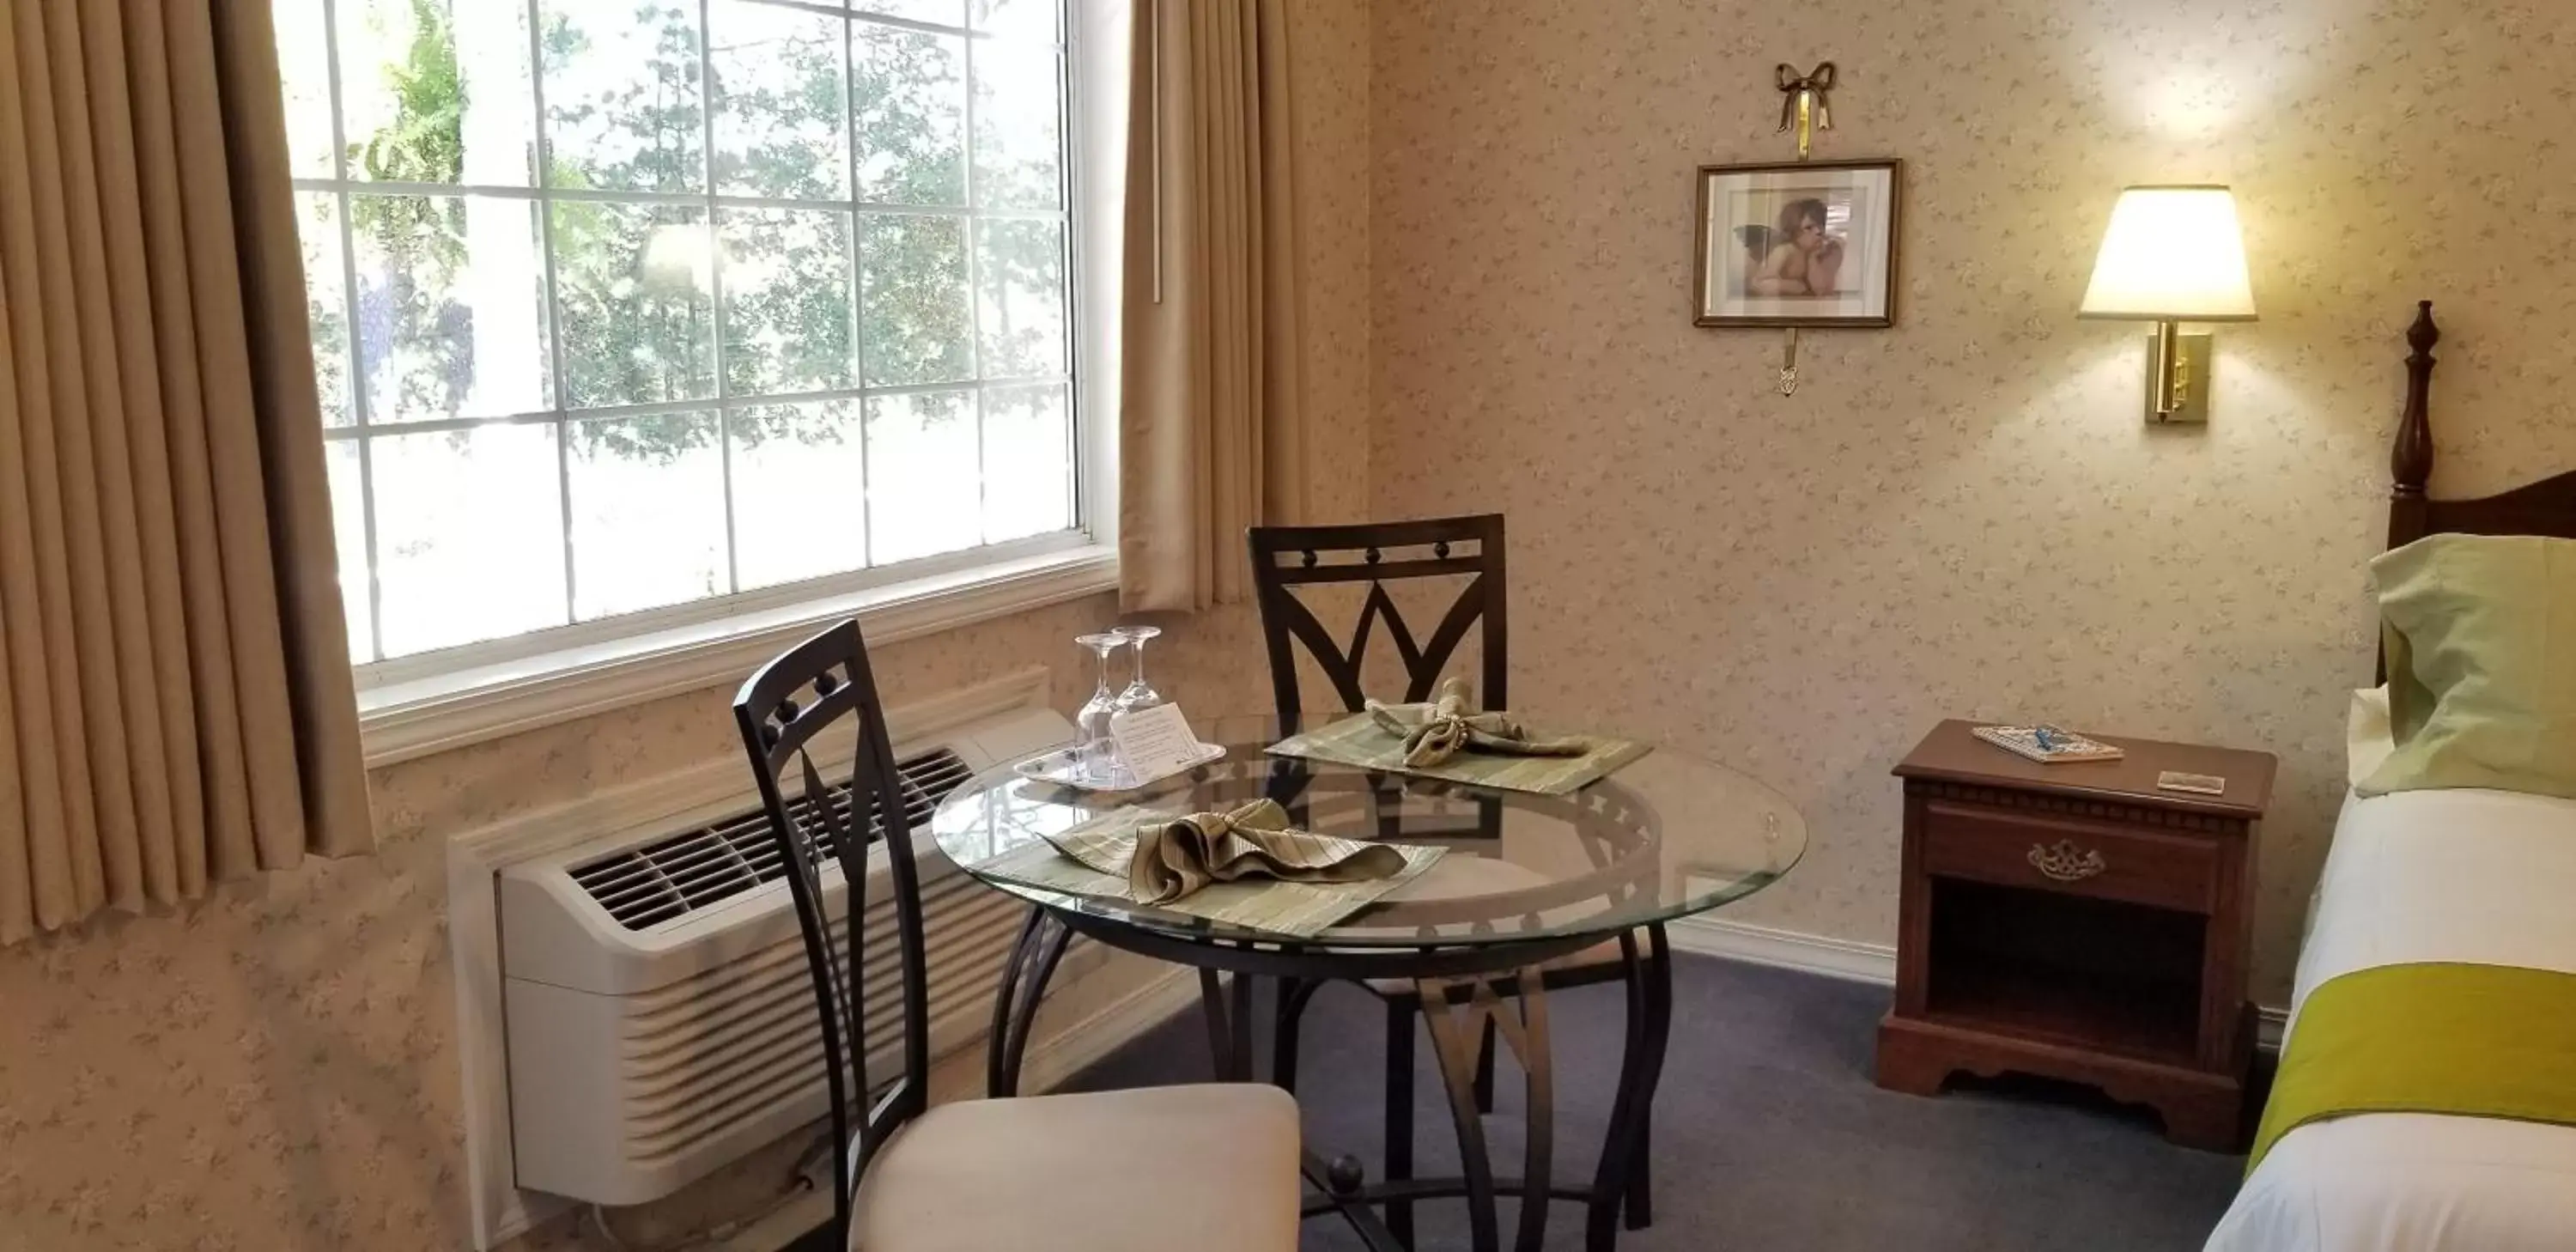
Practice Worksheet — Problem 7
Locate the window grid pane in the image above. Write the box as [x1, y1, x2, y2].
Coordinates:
[284, 0, 1076, 664]
[699, 0, 739, 599]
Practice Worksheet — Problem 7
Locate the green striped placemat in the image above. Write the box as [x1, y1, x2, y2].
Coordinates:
[974, 805, 1445, 938]
[1266, 711, 1650, 795]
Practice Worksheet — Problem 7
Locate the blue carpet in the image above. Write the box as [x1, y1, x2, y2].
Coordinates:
[1062, 954, 2245, 1251]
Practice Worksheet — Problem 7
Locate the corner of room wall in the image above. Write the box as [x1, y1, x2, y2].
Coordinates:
[1358, 0, 2576, 1006]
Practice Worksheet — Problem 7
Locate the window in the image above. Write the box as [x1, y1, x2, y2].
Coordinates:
[276, 0, 1080, 666]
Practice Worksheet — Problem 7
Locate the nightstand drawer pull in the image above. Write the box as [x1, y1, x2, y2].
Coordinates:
[2026, 840, 2107, 882]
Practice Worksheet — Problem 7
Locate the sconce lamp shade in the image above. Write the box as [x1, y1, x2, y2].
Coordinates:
[2078, 185, 2257, 322]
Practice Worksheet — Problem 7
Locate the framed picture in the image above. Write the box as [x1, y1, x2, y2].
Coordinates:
[1693, 158, 1903, 327]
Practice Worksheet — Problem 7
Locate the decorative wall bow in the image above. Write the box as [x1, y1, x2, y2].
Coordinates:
[1776, 61, 1837, 158]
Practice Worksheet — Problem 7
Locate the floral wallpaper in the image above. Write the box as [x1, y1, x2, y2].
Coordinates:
[1369, 0, 2576, 1003]
[0, 2, 1370, 1247]
[0, 594, 1279, 1252]
[1294, 0, 1373, 522]
[22, 0, 2576, 1245]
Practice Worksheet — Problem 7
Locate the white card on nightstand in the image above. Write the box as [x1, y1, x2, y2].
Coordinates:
[1109, 704, 1203, 778]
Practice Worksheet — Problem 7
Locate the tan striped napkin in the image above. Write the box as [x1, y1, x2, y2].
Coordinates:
[1366, 676, 1589, 769]
[978, 803, 1443, 936]
[1047, 798, 1408, 906]
[1269, 682, 1651, 797]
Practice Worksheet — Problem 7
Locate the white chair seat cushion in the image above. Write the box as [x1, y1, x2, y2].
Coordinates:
[851, 1083, 1302, 1252]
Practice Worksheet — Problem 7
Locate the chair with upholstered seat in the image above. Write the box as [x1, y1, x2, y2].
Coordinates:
[733, 620, 1303, 1252]
[1245, 514, 1656, 1245]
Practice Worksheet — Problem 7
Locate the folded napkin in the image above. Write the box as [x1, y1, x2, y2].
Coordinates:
[1049, 798, 1410, 907]
[1365, 676, 1589, 769]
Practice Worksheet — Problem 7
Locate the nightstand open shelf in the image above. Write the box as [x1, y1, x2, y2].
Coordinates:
[1876, 720, 2276, 1151]
[1926, 958, 2200, 1065]
[1922, 879, 2204, 1065]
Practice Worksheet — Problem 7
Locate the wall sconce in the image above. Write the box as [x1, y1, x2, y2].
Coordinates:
[2078, 185, 2257, 423]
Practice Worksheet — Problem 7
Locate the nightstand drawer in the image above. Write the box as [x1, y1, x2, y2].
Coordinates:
[1919, 799, 2217, 913]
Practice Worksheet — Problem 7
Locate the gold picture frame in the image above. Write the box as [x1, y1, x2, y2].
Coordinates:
[1693, 158, 1903, 328]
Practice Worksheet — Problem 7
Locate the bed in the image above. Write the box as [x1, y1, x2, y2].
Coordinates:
[2204, 303, 2576, 1251]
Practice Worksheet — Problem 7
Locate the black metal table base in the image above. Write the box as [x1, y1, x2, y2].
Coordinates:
[985, 907, 1073, 1098]
[984, 909, 1675, 1252]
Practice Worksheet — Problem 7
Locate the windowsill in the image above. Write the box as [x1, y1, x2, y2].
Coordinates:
[357, 544, 1118, 769]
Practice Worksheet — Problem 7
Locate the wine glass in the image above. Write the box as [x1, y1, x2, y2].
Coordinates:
[1072, 633, 1129, 784]
[1110, 623, 1165, 714]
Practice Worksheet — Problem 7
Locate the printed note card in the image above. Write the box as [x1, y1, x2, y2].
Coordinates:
[1109, 703, 1205, 780]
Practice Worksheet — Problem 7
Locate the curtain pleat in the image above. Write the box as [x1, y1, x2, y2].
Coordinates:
[125, 0, 261, 888]
[87, 0, 208, 904]
[0, 1, 111, 928]
[211, 1, 373, 862]
[0, 0, 374, 945]
[46, 0, 183, 913]
[1118, 0, 1309, 612]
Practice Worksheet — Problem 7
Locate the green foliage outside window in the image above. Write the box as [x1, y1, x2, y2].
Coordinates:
[340, 0, 1066, 464]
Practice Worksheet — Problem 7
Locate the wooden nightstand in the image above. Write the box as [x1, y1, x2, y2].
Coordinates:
[1875, 720, 2276, 1150]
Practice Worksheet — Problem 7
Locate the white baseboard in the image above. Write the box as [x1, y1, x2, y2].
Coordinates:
[2255, 1006, 2288, 1054]
[1666, 915, 2292, 1055]
[1667, 915, 1899, 984]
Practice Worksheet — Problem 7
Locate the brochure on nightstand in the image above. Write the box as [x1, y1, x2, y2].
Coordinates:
[1971, 724, 2124, 763]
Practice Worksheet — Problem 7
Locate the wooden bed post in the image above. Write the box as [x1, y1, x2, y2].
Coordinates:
[2388, 301, 2439, 549]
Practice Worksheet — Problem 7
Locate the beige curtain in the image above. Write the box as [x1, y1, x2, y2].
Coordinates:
[1119, 0, 1309, 612]
[0, 0, 373, 945]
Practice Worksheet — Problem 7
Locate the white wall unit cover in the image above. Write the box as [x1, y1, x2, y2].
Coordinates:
[497, 703, 1072, 1206]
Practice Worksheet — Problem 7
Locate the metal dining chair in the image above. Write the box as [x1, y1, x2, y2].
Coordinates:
[1245, 514, 1657, 1244]
[732, 620, 1303, 1252]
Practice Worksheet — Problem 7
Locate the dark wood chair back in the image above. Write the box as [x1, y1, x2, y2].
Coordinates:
[1245, 514, 1509, 725]
[731, 620, 927, 1244]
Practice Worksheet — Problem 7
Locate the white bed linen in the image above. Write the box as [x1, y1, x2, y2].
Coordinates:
[2204, 787, 2576, 1252]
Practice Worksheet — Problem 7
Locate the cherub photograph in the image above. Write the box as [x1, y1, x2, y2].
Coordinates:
[1740, 194, 1847, 298]
[1695, 159, 1901, 327]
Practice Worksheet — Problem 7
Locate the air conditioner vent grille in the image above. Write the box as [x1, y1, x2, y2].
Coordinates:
[568, 747, 973, 931]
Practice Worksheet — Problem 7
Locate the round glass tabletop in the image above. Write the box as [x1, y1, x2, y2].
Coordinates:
[928, 715, 1807, 950]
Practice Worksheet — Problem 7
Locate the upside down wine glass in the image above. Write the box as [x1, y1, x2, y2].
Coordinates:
[1073, 632, 1129, 784]
[1110, 623, 1165, 714]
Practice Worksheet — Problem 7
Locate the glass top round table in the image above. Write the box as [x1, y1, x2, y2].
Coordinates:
[929, 714, 1807, 951]
[940, 714, 1805, 1252]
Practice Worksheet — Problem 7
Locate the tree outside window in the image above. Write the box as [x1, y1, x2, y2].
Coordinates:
[282, 0, 1076, 662]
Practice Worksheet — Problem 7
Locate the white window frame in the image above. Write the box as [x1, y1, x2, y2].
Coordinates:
[343, 0, 1131, 767]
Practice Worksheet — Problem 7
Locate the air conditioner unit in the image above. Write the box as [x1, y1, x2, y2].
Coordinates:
[495, 702, 1074, 1206]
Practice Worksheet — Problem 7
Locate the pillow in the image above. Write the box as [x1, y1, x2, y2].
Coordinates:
[2346, 685, 2393, 790]
[2360, 533, 2576, 799]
